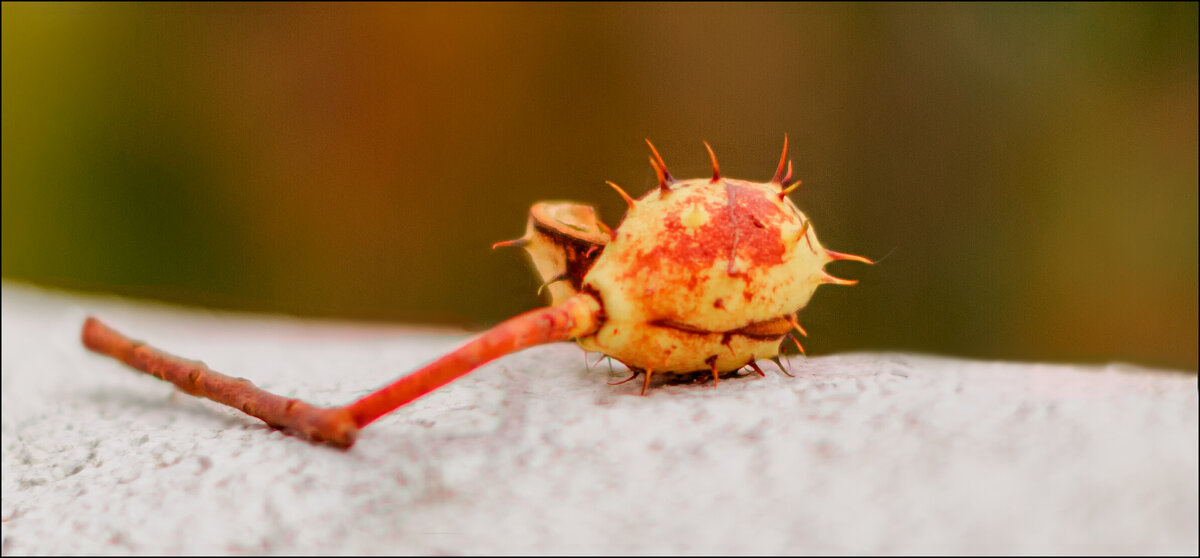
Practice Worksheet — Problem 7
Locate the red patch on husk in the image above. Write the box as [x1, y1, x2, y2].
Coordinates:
[629, 181, 786, 277]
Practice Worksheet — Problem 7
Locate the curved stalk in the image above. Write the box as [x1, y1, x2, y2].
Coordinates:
[344, 293, 600, 428]
[81, 294, 602, 448]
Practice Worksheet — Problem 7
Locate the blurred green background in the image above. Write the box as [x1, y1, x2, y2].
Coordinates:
[3, 3, 1196, 370]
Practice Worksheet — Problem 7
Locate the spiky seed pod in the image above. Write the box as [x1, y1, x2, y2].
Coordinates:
[581, 176, 820, 373]
[507, 138, 870, 383]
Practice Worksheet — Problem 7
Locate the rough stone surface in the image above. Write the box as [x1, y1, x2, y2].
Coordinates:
[2, 282, 1197, 554]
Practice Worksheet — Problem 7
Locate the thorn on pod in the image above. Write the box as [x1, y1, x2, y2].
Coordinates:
[770, 356, 793, 377]
[824, 249, 875, 265]
[703, 141, 720, 182]
[786, 315, 808, 337]
[771, 134, 789, 185]
[608, 368, 640, 386]
[778, 173, 802, 201]
[789, 334, 807, 357]
[797, 220, 815, 253]
[820, 270, 859, 286]
[641, 368, 654, 396]
[645, 139, 675, 192]
[606, 180, 636, 209]
[492, 237, 530, 250]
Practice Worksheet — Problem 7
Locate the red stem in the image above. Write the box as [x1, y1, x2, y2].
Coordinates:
[81, 294, 602, 447]
[344, 294, 599, 427]
[81, 317, 359, 446]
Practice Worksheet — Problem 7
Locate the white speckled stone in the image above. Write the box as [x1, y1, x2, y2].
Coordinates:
[2, 282, 1196, 554]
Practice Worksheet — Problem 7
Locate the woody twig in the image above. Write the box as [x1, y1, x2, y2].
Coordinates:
[81, 317, 359, 447]
[80, 293, 600, 448]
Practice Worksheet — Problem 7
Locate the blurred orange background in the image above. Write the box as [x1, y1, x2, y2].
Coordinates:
[3, 3, 1196, 370]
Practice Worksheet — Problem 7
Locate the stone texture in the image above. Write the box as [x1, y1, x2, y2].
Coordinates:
[2, 282, 1196, 554]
